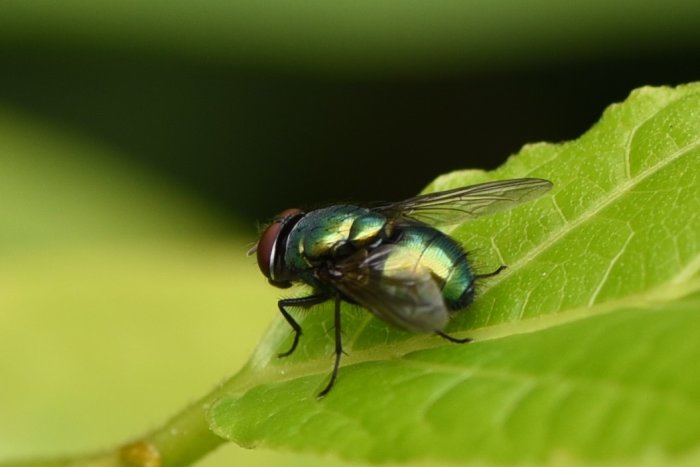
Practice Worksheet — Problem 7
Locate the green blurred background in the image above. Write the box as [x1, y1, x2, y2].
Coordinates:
[1, 1, 699, 465]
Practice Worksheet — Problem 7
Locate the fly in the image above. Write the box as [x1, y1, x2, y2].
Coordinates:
[252, 178, 552, 397]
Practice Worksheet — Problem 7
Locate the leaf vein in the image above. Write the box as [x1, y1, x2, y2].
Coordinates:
[587, 228, 635, 306]
[400, 355, 699, 413]
[480, 136, 700, 300]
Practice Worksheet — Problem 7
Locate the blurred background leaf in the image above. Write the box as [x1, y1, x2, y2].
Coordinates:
[1, 1, 700, 220]
[0, 1, 699, 465]
[0, 110, 355, 466]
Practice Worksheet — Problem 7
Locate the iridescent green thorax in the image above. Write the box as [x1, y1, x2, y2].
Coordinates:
[284, 205, 387, 281]
[284, 204, 473, 309]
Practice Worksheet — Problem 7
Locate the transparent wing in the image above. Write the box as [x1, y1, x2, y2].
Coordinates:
[320, 245, 449, 333]
[375, 178, 553, 226]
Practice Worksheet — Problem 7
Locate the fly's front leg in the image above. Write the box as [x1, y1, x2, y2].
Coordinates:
[277, 293, 328, 358]
[318, 293, 343, 398]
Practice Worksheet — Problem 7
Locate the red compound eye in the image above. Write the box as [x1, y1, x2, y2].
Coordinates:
[256, 208, 303, 281]
[256, 221, 282, 279]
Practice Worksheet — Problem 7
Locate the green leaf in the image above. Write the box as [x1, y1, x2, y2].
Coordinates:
[207, 83, 700, 464]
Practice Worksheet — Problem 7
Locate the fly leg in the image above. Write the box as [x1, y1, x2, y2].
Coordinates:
[435, 330, 472, 344]
[318, 293, 343, 398]
[435, 265, 506, 344]
[277, 293, 328, 358]
[476, 264, 506, 279]
[434, 265, 506, 344]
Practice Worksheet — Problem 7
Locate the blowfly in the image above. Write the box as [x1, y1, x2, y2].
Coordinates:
[253, 178, 552, 397]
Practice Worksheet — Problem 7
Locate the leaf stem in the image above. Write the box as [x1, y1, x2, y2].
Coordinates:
[2, 368, 254, 467]
[118, 367, 257, 467]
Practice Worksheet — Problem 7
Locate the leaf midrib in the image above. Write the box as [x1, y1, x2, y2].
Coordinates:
[226, 273, 700, 397]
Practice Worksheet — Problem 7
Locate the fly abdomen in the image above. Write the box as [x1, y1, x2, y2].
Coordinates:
[389, 226, 474, 311]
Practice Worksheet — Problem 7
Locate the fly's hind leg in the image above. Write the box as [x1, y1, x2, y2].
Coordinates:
[435, 330, 472, 344]
[476, 264, 506, 280]
[434, 266, 507, 345]
[277, 293, 328, 358]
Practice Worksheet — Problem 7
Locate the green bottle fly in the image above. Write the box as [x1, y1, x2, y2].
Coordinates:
[254, 178, 552, 396]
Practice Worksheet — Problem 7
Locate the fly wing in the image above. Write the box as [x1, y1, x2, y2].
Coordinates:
[375, 178, 552, 226]
[321, 245, 450, 333]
